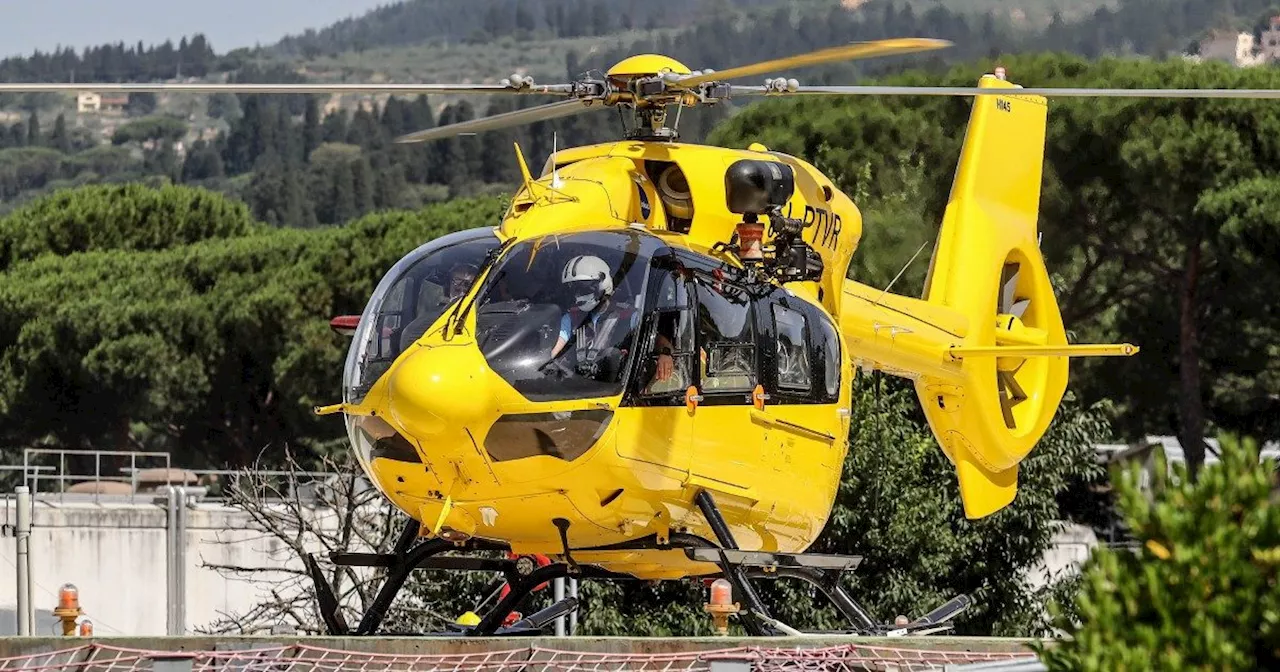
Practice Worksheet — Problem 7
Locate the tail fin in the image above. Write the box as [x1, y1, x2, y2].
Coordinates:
[915, 75, 1066, 519]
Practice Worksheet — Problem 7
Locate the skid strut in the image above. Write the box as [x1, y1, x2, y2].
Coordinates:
[305, 514, 974, 637]
[693, 490, 779, 636]
[306, 519, 614, 636]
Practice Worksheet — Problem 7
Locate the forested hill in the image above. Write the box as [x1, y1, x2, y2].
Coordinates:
[2, 0, 1280, 230]
[266, 0, 796, 58]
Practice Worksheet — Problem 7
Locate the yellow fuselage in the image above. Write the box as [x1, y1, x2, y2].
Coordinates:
[337, 77, 1100, 577]
[340, 140, 863, 579]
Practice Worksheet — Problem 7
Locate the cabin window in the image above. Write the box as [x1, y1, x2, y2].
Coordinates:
[693, 272, 756, 394]
[772, 304, 812, 392]
[814, 310, 841, 400]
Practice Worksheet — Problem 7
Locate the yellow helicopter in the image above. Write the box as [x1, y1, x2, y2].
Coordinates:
[39, 36, 1278, 636]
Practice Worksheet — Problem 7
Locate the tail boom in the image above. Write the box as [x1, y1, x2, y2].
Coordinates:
[839, 74, 1136, 519]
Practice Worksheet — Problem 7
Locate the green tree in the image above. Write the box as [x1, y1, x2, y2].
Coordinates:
[49, 114, 71, 153]
[111, 116, 188, 146]
[0, 182, 256, 269]
[353, 157, 376, 215]
[331, 159, 357, 224]
[0, 185, 507, 467]
[303, 97, 322, 160]
[25, 111, 39, 147]
[1038, 435, 1280, 670]
[250, 151, 289, 225]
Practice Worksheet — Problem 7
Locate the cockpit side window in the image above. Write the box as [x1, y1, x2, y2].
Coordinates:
[474, 230, 655, 403]
[635, 258, 695, 403]
[813, 306, 841, 402]
[759, 293, 841, 405]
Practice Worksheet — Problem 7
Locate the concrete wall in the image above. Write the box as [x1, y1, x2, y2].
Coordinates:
[0, 495, 329, 636]
[2, 495, 1099, 637]
[1026, 521, 1098, 590]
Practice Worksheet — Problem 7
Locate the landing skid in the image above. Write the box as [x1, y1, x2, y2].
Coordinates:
[305, 500, 973, 637]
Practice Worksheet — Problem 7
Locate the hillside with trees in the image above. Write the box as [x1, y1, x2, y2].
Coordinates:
[5, 0, 1280, 224]
[0, 53, 1274, 484]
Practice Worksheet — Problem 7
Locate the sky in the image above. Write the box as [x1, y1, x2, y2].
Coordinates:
[0, 0, 392, 59]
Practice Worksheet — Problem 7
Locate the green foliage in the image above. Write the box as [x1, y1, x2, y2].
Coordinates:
[0, 184, 506, 466]
[111, 116, 189, 145]
[1038, 435, 1280, 669]
[810, 376, 1110, 636]
[0, 183, 258, 270]
[0, 146, 66, 199]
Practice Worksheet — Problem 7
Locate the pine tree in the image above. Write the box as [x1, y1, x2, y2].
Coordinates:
[49, 113, 70, 153]
[250, 151, 287, 225]
[321, 109, 349, 144]
[480, 100, 518, 184]
[332, 160, 357, 224]
[353, 157, 376, 216]
[26, 111, 39, 147]
[375, 163, 407, 209]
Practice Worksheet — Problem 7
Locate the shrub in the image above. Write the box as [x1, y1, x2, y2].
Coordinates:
[1038, 435, 1280, 670]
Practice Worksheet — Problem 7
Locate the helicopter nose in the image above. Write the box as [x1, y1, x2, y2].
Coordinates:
[386, 343, 494, 438]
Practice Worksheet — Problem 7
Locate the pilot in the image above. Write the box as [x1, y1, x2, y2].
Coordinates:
[399, 262, 478, 350]
[446, 262, 478, 302]
[550, 255, 673, 382]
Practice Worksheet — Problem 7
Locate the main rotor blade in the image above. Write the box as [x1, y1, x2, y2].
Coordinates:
[0, 82, 575, 95]
[395, 98, 600, 144]
[676, 38, 951, 88]
[732, 84, 1280, 99]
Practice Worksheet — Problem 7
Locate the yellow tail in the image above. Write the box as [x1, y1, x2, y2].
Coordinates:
[914, 75, 1066, 518]
[839, 74, 1134, 519]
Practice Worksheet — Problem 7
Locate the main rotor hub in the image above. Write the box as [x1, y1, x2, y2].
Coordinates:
[606, 54, 691, 80]
[596, 54, 734, 141]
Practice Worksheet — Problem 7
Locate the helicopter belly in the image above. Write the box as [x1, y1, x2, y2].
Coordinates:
[358, 402, 841, 579]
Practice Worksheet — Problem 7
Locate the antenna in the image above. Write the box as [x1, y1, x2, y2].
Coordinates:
[872, 238, 932, 307]
[551, 131, 562, 188]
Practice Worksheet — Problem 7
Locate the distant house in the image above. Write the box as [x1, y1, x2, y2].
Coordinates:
[1194, 30, 1264, 67]
[100, 94, 129, 113]
[77, 91, 129, 114]
[1097, 435, 1280, 491]
[76, 92, 100, 113]
[1261, 16, 1280, 62]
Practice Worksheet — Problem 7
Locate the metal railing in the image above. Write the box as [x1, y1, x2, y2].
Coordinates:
[7, 448, 342, 504]
[22, 448, 172, 502]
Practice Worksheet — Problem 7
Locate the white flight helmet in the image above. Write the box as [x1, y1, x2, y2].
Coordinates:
[562, 255, 613, 311]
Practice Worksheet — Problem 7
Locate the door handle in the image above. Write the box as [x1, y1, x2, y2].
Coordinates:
[749, 410, 836, 443]
[685, 386, 703, 412]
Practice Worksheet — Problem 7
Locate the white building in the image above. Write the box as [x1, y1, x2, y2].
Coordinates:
[76, 91, 128, 114]
[1192, 30, 1265, 67]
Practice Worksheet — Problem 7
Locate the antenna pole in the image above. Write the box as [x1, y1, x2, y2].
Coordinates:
[551, 132, 561, 187]
[873, 238, 932, 307]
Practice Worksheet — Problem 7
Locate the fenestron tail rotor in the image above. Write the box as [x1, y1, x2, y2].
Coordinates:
[996, 263, 1031, 430]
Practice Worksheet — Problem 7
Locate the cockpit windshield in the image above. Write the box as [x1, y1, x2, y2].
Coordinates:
[474, 230, 658, 402]
[343, 227, 501, 404]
